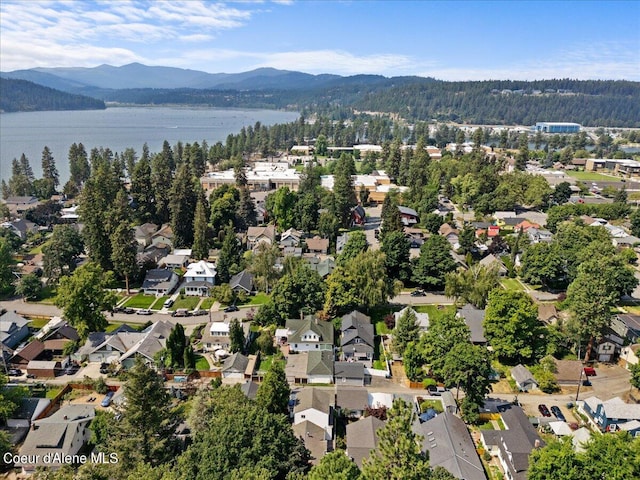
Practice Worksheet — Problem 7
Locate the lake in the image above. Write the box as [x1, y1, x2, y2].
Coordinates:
[0, 106, 299, 183]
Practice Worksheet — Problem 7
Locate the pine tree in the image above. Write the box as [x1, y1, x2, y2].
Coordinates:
[111, 223, 138, 294]
[217, 223, 241, 283]
[255, 361, 290, 415]
[237, 187, 256, 230]
[167, 324, 187, 369]
[192, 189, 210, 260]
[68, 142, 90, 187]
[151, 150, 172, 224]
[169, 162, 198, 248]
[41, 146, 59, 194]
[333, 153, 357, 228]
[130, 153, 155, 223]
[229, 319, 245, 353]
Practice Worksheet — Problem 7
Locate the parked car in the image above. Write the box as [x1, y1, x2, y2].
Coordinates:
[163, 298, 174, 308]
[538, 404, 551, 417]
[136, 309, 152, 315]
[190, 309, 208, 316]
[224, 305, 239, 312]
[113, 306, 134, 314]
[172, 309, 190, 317]
[410, 289, 426, 297]
[101, 391, 115, 407]
[8, 368, 22, 377]
[64, 364, 79, 375]
[99, 363, 109, 374]
[26, 373, 36, 379]
[550, 406, 566, 421]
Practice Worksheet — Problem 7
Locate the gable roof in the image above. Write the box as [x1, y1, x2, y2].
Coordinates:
[292, 420, 327, 464]
[306, 236, 329, 252]
[414, 412, 486, 480]
[11, 340, 45, 362]
[511, 364, 536, 386]
[346, 415, 385, 468]
[617, 314, 640, 332]
[229, 270, 255, 292]
[152, 223, 173, 239]
[456, 304, 486, 344]
[538, 304, 558, 323]
[398, 205, 418, 217]
[341, 310, 372, 330]
[336, 386, 369, 412]
[306, 350, 333, 376]
[334, 361, 364, 380]
[222, 352, 249, 373]
[394, 306, 429, 331]
[479, 254, 507, 272]
[439, 223, 458, 237]
[119, 321, 172, 363]
[285, 317, 334, 345]
[142, 268, 177, 290]
[247, 224, 276, 242]
[240, 380, 260, 400]
[294, 388, 334, 415]
[1, 311, 29, 333]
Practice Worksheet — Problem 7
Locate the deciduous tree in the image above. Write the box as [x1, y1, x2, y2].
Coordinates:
[411, 235, 456, 290]
[255, 361, 290, 415]
[42, 225, 84, 283]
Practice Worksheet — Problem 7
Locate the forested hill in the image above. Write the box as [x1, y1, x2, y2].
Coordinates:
[0, 78, 106, 112]
[96, 77, 639, 127]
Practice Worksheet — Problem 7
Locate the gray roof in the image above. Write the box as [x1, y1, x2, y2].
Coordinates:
[142, 268, 177, 290]
[346, 415, 385, 468]
[285, 317, 334, 345]
[511, 364, 536, 386]
[222, 352, 249, 373]
[479, 254, 507, 272]
[414, 412, 486, 480]
[398, 205, 418, 217]
[306, 350, 334, 376]
[10, 397, 50, 422]
[119, 321, 172, 363]
[240, 380, 260, 400]
[336, 386, 369, 412]
[292, 420, 327, 465]
[0, 311, 30, 346]
[617, 314, 640, 332]
[17, 405, 95, 467]
[294, 388, 334, 415]
[457, 304, 486, 344]
[334, 361, 364, 380]
[229, 270, 255, 293]
[341, 310, 372, 331]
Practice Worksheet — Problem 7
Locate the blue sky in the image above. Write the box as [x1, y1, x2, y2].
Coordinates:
[1, 1, 639, 80]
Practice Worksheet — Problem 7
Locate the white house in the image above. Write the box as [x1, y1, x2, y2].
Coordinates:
[184, 260, 217, 296]
[293, 388, 334, 441]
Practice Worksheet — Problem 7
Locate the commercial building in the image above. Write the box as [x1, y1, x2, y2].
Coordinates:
[534, 122, 581, 134]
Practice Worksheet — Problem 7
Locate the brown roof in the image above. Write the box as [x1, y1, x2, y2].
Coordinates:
[572, 158, 587, 166]
[44, 339, 72, 351]
[306, 236, 329, 252]
[538, 304, 558, 323]
[12, 340, 45, 362]
[438, 223, 458, 236]
[554, 359, 583, 384]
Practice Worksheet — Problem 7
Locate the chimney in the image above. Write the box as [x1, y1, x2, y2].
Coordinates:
[534, 439, 541, 448]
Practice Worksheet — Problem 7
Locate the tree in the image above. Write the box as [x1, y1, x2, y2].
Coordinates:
[248, 242, 280, 292]
[361, 398, 431, 480]
[166, 323, 187, 369]
[229, 319, 245, 353]
[184, 345, 196, 370]
[216, 223, 242, 284]
[0, 239, 14, 294]
[630, 363, 640, 390]
[151, 146, 173, 224]
[337, 231, 369, 266]
[412, 235, 456, 290]
[266, 187, 297, 230]
[192, 189, 210, 260]
[40, 146, 59, 197]
[380, 196, 403, 240]
[68, 142, 90, 187]
[237, 187, 256, 230]
[333, 154, 358, 228]
[392, 308, 420, 356]
[103, 357, 181, 471]
[170, 162, 198, 248]
[265, 262, 326, 323]
[484, 290, 540, 363]
[110, 223, 138, 294]
[308, 451, 360, 480]
[210, 186, 240, 235]
[631, 208, 640, 238]
[381, 230, 411, 283]
[516, 132, 529, 170]
[54, 263, 117, 339]
[130, 152, 155, 223]
[553, 181, 572, 205]
[519, 242, 566, 289]
[418, 312, 471, 377]
[444, 264, 500, 309]
[15, 273, 42, 301]
[255, 361, 290, 415]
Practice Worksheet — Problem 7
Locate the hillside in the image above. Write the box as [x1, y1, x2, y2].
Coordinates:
[0, 78, 106, 113]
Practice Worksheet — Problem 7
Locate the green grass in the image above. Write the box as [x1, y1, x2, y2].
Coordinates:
[373, 360, 386, 370]
[123, 293, 156, 309]
[200, 298, 215, 310]
[105, 322, 134, 333]
[414, 304, 456, 321]
[46, 387, 63, 399]
[478, 421, 494, 430]
[500, 278, 524, 291]
[34, 285, 57, 304]
[246, 292, 270, 306]
[151, 296, 170, 310]
[28, 317, 50, 328]
[195, 355, 210, 371]
[170, 296, 200, 311]
[566, 170, 617, 182]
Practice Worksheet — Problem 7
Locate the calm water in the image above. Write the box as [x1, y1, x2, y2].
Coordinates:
[0, 106, 299, 183]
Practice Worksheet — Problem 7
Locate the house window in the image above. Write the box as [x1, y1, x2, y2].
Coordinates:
[315, 345, 318, 348]
[300, 414, 305, 419]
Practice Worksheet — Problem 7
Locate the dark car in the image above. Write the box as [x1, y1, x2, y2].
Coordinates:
[99, 362, 109, 374]
[114, 306, 134, 314]
[550, 406, 566, 421]
[410, 289, 426, 297]
[224, 305, 239, 312]
[8, 368, 22, 377]
[538, 404, 551, 417]
[190, 309, 208, 316]
[64, 364, 79, 375]
[26, 373, 36, 379]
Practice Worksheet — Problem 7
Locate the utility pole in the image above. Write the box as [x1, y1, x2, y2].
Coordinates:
[575, 368, 585, 403]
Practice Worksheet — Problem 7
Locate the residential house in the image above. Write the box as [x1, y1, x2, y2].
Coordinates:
[613, 235, 640, 248]
[3, 196, 39, 215]
[184, 260, 216, 296]
[612, 314, 640, 343]
[346, 415, 385, 468]
[285, 351, 334, 384]
[479, 254, 507, 276]
[351, 205, 366, 226]
[621, 344, 640, 368]
[1, 219, 37, 240]
[456, 304, 487, 345]
[538, 304, 559, 325]
[159, 253, 190, 269]
[240, 380, 260, 400]
[283, 316, 334, 353]
[340, 311, 375, 366]
[229, 270, 256, 295]
[596, 335, 623, 363]
[439, 223, 460, 250]
[10, 340, 46, 368]
[1, 311, 30, 350]
[511, 364, 538, 392]
[246, 225, 276, 250]
[75, 326, 140, 363]
[16, 405, 95, 473]
[580, 396, 640, 434]
[414, 412, 486, 480]
[480, 406, 544, 480]
[305, 255, 336, 278]
[394, 306, 429, 334]
[398, 206, 419, 226]
[119, 321, 173, 369]
[133, 223, 158, 250]
[334, 361, 365, 386]
[142, 269, 179, 296]
[293, 420, 328, 465]
[33, 317, 79, 343]
[306, 236, 329, 255]
[527, 227, 553, 244]
[280, 228, 304, 248]
[293, 388, 334, 441]
[514, 220, 540, 233]
[202, 322, 230, 352]
[7, 397, 50, 428]
[336, 386, 369, 418]
[137, 244, 171, 268]
[150, 224, 174, 249]
[221, 352, 257, 381]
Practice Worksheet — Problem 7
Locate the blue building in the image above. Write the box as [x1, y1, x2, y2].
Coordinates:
[534, 122, 581, 134]
[581, 396, 640, 435]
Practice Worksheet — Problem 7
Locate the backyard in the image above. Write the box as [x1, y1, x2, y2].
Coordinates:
[500, 278, 525, 291]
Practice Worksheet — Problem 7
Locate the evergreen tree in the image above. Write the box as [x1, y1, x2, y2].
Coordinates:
[110, 223, 138, 294]
[381, 230, 411, 283]
[166, 323, 187, 369]
[229, 319, 245, 353]
[308, 451, 360, 480]
[392, 308, 420, 356]
[40, 146, 59, 196]
[333, 153, 357, 228]
[237, 187, 257, 230]
[217, 223, 242, 283]
[255, 361, 290, 415]
[68, 142, 90, 187]
[380, 195, 404, 240]
[184, 345, 196, 370]
[42, 224, 84, 283]
[411, 235, 456, 290]
[130, 152, 155, 223]
[192, 189, 210, 260]
[169, 162, 198, 248]
[0, 239, 15, 294]
[151, 149, 173, 224]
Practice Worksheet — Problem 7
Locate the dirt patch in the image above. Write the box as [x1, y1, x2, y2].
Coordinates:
[491, 379, 515, 394]
[390, 361, 408, 385]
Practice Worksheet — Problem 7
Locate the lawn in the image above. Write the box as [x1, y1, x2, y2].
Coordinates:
[123, 294, 156, 309]
[105, 322, 138, 333]
[151, 296, 170, 310]
[45, 387, 63, 399]
[170, 296, 200, 311]
[566, 170, 617, 182]
[414, 304, 456, 321]
[501, 278, 524, 291]
[199, 298, 215, 310]
[28, 317, 50, 329]
[34, 285, 57, 304]
[194, 354, 210, 371]
[246, 292, 270, 306]
[257, 355, 284, 372]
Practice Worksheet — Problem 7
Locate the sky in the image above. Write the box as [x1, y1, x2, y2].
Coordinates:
[1, 0, 639, 81]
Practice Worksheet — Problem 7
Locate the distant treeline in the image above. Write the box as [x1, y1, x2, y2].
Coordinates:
[95, 78, 640, 127]
[0, 78, 106, 112]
